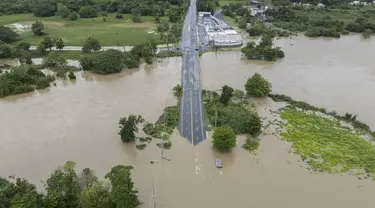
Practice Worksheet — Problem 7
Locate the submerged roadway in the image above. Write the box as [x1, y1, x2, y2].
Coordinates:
[178, 0, 207, 145]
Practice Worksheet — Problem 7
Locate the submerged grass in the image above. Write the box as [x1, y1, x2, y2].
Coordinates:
[281, 107, 375, 178]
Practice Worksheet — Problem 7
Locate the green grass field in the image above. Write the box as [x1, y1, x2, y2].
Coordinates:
[218, 0, 246, 7]
[0, 13, 168, 46]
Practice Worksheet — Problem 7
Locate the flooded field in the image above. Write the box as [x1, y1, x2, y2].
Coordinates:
[0, 35, 374, 207]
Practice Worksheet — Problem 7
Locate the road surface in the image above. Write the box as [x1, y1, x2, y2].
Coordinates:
[178, 0, 207, 145]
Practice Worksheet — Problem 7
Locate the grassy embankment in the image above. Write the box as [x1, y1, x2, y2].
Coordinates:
[270, 94, 375, 179]
[0, 13, 168, 46]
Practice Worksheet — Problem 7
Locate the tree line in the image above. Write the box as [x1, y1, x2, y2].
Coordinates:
[265, 6, 375, 38]
[0, 0, 187, 24]
[0, 161, 140, 208]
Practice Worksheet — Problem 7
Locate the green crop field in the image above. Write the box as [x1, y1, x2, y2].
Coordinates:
[0, 13, 169, 46]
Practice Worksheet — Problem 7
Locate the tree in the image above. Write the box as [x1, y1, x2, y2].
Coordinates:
[44, 161, 81, 208]
[115, 13, 123, 19]
[245, 72, 272, 97]
[55, 37, 65, 51]
[91, 49, 124, 74]
[118, 115, 144, 142]
[219, 85, 234, 105]
[79, 55, 95, 70]
[19, 50, 32, 64]
[173, 84, 182, 98]
[69, 12, 79, 20]
[37, 43, 47, 55]
[131, 8, 142, 23]
[78, 168, 98, 189]
[43, 52, 67, 68]
[41, 36, 54, 51]
[79, 6, 98, 18]
[363, 29, 372, 38]
[82, 37, 101, 53]
[0, 44, 12, 58]
[0, 178, 43, 208]
[212, 125, 236, 151]
[79, 181, 113, 208]
[57, 3, 71, 18]
[0, 26, 20, 43]
[168, 7, 180, 23]
[34, 3, 56, 17]
[31, 21, 45, 36]
[105, 165, 140, 208]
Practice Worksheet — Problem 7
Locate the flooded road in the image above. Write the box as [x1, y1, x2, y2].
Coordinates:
[1, 35, 375, 207]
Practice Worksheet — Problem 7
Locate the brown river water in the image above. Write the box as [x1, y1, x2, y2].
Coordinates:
[1, 35, 375, 207]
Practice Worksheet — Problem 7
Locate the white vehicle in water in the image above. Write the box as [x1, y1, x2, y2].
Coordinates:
[216, 159, 222, 168]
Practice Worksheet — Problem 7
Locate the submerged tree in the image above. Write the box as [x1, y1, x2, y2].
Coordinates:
[212, 125, 236, 151]
[118, 115, 145, 142]
[219, 85, 234, 105]
[82, 37, 101, 53]
[245, 72, 272, 97]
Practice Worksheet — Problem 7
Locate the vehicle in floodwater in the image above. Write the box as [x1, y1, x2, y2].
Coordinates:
[216, 159, 222, 168]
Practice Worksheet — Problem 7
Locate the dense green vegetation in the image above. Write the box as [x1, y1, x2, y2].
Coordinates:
[212, 125, 237, 151]
[79, 38, 158, 74]
[245, 72, 272, 97]
[265, 5, 375, 38]
[269, 93, 375, 178]
[0, 64, 55, 98]
[242, 136, 260, 152]
[118, 115, 145, 142]
[203, 85, 262, 136]
[0, 161, 140, 208]
[281, 107, 375, 178]
[119, 81, 262, 150]
[269, 94, 375, 137]
[222, 0, 375, 38]
[241, 35, 285, 61]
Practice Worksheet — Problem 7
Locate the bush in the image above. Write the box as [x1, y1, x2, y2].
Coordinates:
[35, 77, 51, 89]
[0, 44, 12, 58]
[79, 55, 95, 70]
[31, 21, 44, 36]
[79, 6, 97, 18]
[34, 3, 55, 17]
[212, 125, 236, 151]
[216, 104, 262, 136]
[242, 137, 260, 152]
[342, 30, 350, 35]
[0, 26, 20, 43]
[245, 72, 272, 97]
[16, 42, 31, 51]
[68, 12, 78, 21]
[68, 71, 76, 79]
[56, 3, 70, 18]
[0, 65, 54, 98]
[91, 49, 124, 74]
[115, 13, 123, 19]
[43, 52, 67, 68]
[82, 37, 101, 53]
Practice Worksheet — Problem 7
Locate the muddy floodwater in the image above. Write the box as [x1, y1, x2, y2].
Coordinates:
[1, 35, 375, 207]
